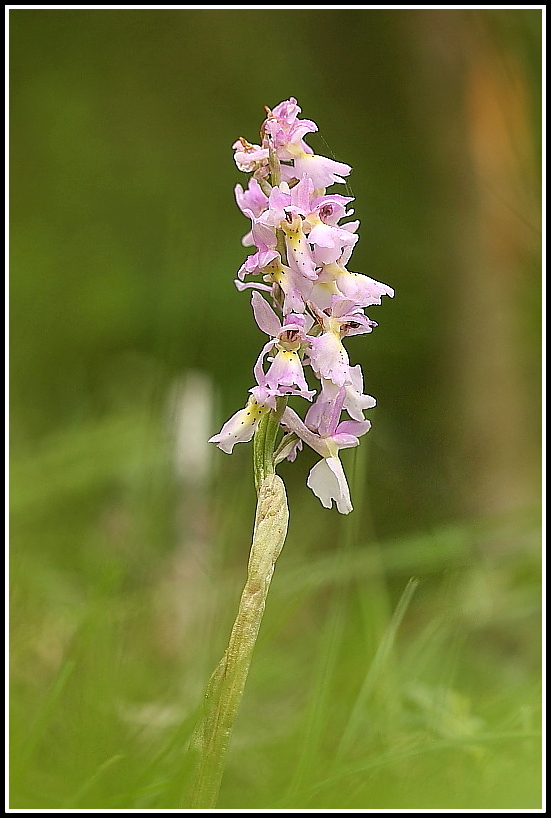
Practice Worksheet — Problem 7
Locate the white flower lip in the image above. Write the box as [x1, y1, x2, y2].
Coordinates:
[307, 457, 353, 515]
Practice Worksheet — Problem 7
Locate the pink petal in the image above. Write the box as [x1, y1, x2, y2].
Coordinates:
[251, 292, 282, 336]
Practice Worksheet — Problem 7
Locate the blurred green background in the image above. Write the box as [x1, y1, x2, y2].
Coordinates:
[10, 8, 542, 809]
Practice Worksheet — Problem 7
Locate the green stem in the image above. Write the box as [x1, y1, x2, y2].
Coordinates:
[253, 397, 286, 491]
[268, 145, 282, 187]
[267, 145, 288, 266]
[186, 403, 289, 809]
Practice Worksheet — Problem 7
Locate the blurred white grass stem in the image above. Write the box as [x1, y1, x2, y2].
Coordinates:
[157, 372, 214, 666]
[172, 370, 213, 486]
[188, 408, 289, 809]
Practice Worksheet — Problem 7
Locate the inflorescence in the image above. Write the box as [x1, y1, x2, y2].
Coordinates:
[209, 98, 394, 514]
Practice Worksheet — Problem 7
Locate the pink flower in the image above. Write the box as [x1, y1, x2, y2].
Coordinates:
[261, 98, 352, 188]
[308, 221, 359, 265]
[259, 177, 314, 225]
[237, 246, 279, 280]
[256, 179, 319, 281]
[308, 330, 351, 388]
[281, 406, 371, 513]
[234, 178, 268, 219]
[251, 292, 315, 401]
[334, 266, 395, 307]
[307, 299, 377, 387]
[291, 153, 352, 189]
[233, 137, 269, 173]
[282, 406, 369, 460]
[270, 98, 303, 125]
[236, 258, 314, 315]
[263, 186, 361, 267]
[237, 219, 279, 280]
[263, 97, 318, 161]
[311, 193, 355, 224]
[272, 263, 314, 315]
[303, 370, 375, 441]
[209, 396, 270, 454]
[255, 345, 314, 399]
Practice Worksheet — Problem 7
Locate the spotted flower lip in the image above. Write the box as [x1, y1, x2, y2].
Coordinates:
[307, 330, 351, 388]
[255, 345, 315, 401]
[280, 214, 319, 281]
[211, 99, 393, 513]
[208, 396, 270, 454]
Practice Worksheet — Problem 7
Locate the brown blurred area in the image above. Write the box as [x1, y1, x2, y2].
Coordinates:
[402, 10, 541, 524]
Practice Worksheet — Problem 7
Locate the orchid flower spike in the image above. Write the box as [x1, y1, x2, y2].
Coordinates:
[210, 99, 394, 513]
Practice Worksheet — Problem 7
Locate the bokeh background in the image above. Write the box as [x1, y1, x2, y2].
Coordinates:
[10, 8, 542, 809]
